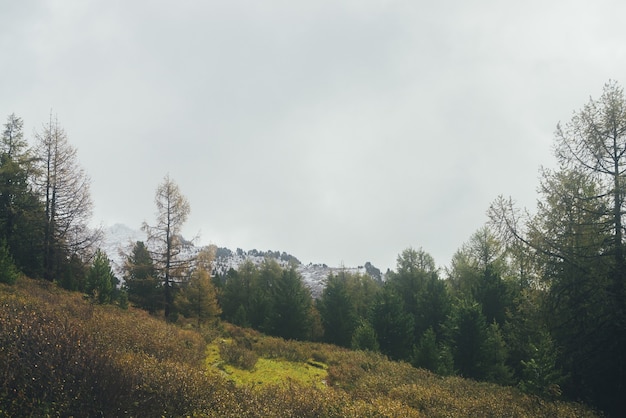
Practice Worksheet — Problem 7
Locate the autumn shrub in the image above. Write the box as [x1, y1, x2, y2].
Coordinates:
[0, 294, 121, 416]
[86, 306, 207, 365]
[0, 279, 235, 416]
[219, 339, 258, 370]
[387, 378, 597, 418]
[253, 335, 311, 362]
[0, 278, 600, 417]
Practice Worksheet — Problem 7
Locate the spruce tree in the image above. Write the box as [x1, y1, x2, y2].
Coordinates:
[86, 249, 117, 304]
[123, 241, 161, 313]
[268, 266, 312, 340]
[317, 272, 358, 347]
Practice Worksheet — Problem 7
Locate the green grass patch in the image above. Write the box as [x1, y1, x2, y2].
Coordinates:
[206, 339, 327, 389]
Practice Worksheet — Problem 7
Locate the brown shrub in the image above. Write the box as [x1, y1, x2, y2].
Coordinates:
[219, 339, 258, 370]
[0, 278, 599, 418]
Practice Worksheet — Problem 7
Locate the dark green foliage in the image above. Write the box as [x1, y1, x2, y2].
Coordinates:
[525, 168, 618, 411]
[412, 327, 455, 375]
[86, 249, 118, 304]
[532, 82, 626, 414]
[220, 260, 314, 340]
[351, 320, 379, 352]
[448, 227, 514, 327]
[370, 286, 414, 360]
[476, 264, 512, 326]
[387, 247, 450, 343]
[0, 239, 18, 284]
[250, 259, 280, 331]
[518, 330, 565, 398]
[59, 253, 88, 292]
[220, 261, 256, 325]
[0, 114, 46, 278]
[412, 327, 439, 371]
[268, 266, 312, 340]
[483, 321, 514, 385]
[317, 272, 359, 347]
[444, 299, 489, 380]
[123, 241, 162, 313]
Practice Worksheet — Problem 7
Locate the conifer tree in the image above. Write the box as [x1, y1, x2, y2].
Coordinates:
[86, 249, 118, 304]
[0, 114, 45, 277]
[370, 286, 415, 360]
[176, 247, 221, 327]
[34, 117, 99, 282]
[444, 299, 490, 380]
[268, 266, 312, 340]
[219, 261, 257, 327]
[387, 247, 449, 343]
[317, 272, 359, 347]
[351, 320, 379, 352]
[412, 327, 440, 373]
[123, 241, 161, 313]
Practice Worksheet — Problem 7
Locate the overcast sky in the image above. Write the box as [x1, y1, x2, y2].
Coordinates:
[2, 1, 626, 271]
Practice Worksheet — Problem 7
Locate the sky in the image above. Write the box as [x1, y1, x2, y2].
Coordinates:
[2, 1, 626, 272]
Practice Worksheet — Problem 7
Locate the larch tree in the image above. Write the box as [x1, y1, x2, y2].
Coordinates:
[176, 246, 221, 327]
[33, 117, 99, 282]
[448, 227, 513, 327]
[551, 81, 626, 415]
[142, 175, 192, 320]
[489, 81, 626, 415]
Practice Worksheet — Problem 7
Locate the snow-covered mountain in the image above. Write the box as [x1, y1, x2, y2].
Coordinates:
[102, 224, 382, 298]
[211, 247, 370, 298]
[101, 223, 146, 271]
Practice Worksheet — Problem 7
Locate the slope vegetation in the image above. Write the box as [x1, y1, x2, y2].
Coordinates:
[0, 278, 597, 417]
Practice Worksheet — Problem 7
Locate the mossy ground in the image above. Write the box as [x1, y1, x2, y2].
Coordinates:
[206, 339, 328, 389]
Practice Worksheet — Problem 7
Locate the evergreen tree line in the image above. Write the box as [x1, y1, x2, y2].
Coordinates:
[4, 81, 626, 415]
[214, 82, 626, 416]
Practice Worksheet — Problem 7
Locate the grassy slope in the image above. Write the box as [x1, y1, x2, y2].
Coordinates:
[0, 277, 599, 417]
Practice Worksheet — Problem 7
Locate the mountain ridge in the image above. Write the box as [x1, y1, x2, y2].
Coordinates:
[102, 223, 383, 298]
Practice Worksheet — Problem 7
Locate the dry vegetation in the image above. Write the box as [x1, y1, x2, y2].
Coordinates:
[0, 277, 598, 417]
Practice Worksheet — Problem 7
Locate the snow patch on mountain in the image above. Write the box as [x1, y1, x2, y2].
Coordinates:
[102, 223, 146, 271]
[102, 224, 379, 298]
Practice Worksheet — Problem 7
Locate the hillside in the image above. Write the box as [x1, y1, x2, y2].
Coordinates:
[103, 223, 382, 297]
[0, 277, 598, 417]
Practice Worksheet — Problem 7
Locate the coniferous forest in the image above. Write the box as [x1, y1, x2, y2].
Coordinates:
[2, 82, 626, 416]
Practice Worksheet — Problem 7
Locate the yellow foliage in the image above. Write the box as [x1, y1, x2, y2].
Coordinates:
[0, 277, 598, 418]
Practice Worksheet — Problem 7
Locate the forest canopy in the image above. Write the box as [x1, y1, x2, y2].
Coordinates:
[1, 82, 626, 415]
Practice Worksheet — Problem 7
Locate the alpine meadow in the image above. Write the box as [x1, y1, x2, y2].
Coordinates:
[5, 82, 626, 416]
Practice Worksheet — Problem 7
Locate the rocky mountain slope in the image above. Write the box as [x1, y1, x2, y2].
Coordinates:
[102, 224, 383, 298]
